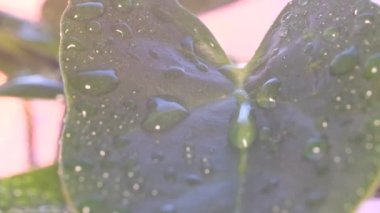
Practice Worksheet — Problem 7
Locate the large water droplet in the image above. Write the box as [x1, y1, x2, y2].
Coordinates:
[70, 69, 120, 96]
[67, 2, 105, 21]
[364, 53, 380, 79]
[142, 97, 189, 132]
[329, 46, 359, 76]
[228, 101, 256, 150]
[162, 66, 186, 80]
[304, 137, 329, 161]
[256, 78, 282, 109]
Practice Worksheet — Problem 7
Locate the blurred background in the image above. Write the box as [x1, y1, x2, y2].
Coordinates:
[0, 0, 379, 212]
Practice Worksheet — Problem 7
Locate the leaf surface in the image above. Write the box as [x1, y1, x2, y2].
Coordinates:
[59, 0, 380, 213]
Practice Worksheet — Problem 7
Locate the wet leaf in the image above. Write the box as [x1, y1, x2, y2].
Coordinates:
[58, 0, 380, 213]
[0, 165, 67, 212]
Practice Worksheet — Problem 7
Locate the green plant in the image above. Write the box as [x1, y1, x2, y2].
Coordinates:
[1, 0, 380, 212]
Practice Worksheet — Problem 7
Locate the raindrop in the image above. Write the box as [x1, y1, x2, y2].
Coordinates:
[70, 69, 120, 96]
[329, 46, 359, 76]
[142, 97, 189, 132]
[256, 78, 282, 109]
[228, 101, 256, 150]
[162, 66, 185, 80]
[67, 2, 105, 21]
[363, 53, 380, 79]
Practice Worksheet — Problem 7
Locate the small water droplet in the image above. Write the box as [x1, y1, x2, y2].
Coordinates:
[364, 53, 380, 79]
[304, 137, 329, 161]
[70, 69, 120, 96]
[228, 101, 256, 150]
[323, 27, 339, 42]
[329, 46, 359, 76]
[142, 97, 189, 132]
[67, 2, 105, 21]
[162, 66, 185, 79]
[256, 78, 282, 109]
[87, 21, 102, 33]
[113, 0, 134, 11]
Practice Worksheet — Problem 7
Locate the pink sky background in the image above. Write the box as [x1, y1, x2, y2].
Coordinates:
[0, 0, 379, 212]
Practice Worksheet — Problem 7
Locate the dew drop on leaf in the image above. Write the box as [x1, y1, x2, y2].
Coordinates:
[162, 66, 186, 80]
[363, 52, 380, 79]
[70, 69, 120, 96]
[303, 137, 329, 161]
[329, 46, 359, 76]
[142, 97, 189, 132]
[87, 21, 102, 33]
[256, 78, 282, 109]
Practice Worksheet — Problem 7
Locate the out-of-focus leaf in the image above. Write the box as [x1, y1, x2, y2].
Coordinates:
[0, 11, 59, 77]
[58, 0, 380, 213]
[0, 74, 63, 98]
[41, 0, 68, 37]
[0, 165, 67, 212]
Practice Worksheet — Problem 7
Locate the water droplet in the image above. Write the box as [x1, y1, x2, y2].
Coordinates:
[67, 2, 105, 21]
[70, 69, 120, 96]
[256, 78, 282, 109]
[113, 23, 132, 38]
[142, 97, 189, 132]
[160, 204, 177, 213]
[87, 21, 102, 33]
[113, 0, 134, 11]
[329, 46, 359, 76]
[364, 53, 380, 79]
[162, 66, 185, 79]
[323, 27, 339, 42]
[185, 174, 202, 186]
[228, 101, 256, 150]
[304, 137, 329, 161]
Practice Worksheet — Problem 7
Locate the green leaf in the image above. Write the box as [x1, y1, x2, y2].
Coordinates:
[0, 11, 59, 77]
[0, 165, 67, 212]
[58, 0, 380, 213]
